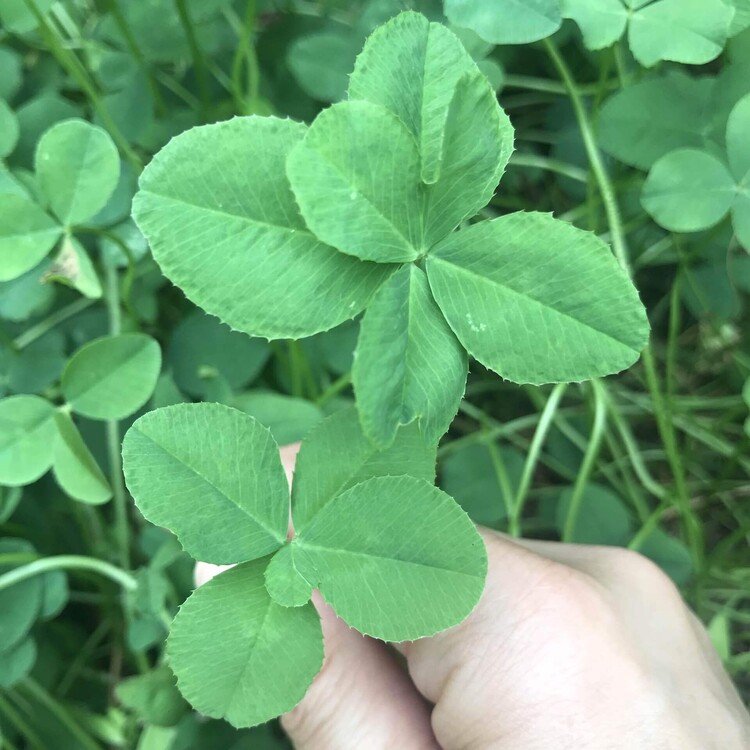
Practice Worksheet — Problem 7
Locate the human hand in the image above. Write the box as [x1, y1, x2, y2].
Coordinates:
[197, 448, 750, 750]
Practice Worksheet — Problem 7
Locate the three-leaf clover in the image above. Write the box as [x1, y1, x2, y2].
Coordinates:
[133, 11, 649, 450]
[0, 118, 120, 297]
[562, 0, 735, 66]
[642, 93, 750, 252]
[122, 402, 486, 727]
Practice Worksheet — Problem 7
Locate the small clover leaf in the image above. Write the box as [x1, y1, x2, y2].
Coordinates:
[642, 93, 750, 251]
[36, 119, 120, 227]
[122, 402, 486, 727]
[444, 0, 563, 45]
[0, 395, 56, 486]
[562, 0, 734, 67]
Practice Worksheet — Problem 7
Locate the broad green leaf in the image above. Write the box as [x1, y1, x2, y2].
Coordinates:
[116, 667, 188, 727]
[733, 193, 750, 250]
[291, 406, 437, 531]
[287, 100, 424, 263]
[122, 403, 288, 564]
[0, 98, 19, 158]
[168, 311, 270, 398]
[0, 260, 53, 323]
[232, 391, 323, 445]
[294, 475, 486, 641]
[133, 116, 392, 339]
[52, 412, 112, 505]
[46, 235, 103, 299]
[0, 637, 36, 688]
[0, 539, 43, 653]
[353, 264, 467, 447]
[167, 560, 323, 728]
[628, 0, 734, 67]
[441, 443, 524, 526]
[426, 213, 650, 384]
[423, 70, 513, 246]
[14, 94, 81, 167]
[264, 544, 313, 607]
[0, 486, 22, 524]
[347, 11, 479, 183]
[562, 0, 628, 49]
[35, 119, 120, 226]
[0, 331, 65, 396]
[62, 333, 162, 420]
[0, 195, 61, 282]
[0, 395, 56, 485]
[287, 28, 359, 103]
[642, 150, 735, 232]
[598, 73, 715, 170]
[444, 0, 562, 44]
[555, 484, 633, 545]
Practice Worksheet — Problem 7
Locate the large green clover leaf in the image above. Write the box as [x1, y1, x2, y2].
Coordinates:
[122, 402, 486, 727]
[563, 0, 734, 66]
[132, 116, 393, 339]
[642, 94, 750, 251]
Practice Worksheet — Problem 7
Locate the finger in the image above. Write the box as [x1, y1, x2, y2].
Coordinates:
[394, 529, 612, 749]
[282, 594, 438, 750]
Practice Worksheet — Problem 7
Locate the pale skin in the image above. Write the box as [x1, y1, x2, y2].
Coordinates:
[196, 445, 750, 750]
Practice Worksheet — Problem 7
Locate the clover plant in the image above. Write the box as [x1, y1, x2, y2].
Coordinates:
[134, 11, 649, 450]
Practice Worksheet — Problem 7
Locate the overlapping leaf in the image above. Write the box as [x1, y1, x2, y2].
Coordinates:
[132, 116, 393, 339]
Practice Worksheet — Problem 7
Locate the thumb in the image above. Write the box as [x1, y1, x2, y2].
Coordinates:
[281, 594, 438, 750]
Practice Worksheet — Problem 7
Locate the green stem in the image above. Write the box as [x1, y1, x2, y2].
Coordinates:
[174, 0, 211, 120]
[13, 297, 96, 350]
[316, 372, 352, 407]
[543, 38, 630, 274]
[562, 380, 607, 542]
[0, 555, 137, 593]
[509, 152, 589, 183]
[0, 695, 46, 750]
[510, 384, 567, 536]
[19, 679, 101, 750]
[544, 38, 703, 567]
[23, 0, 142, 171]
[104, 261, 130, 569]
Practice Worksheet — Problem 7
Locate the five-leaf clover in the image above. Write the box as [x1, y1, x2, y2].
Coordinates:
[642, 93, 750, 252]
[122, 402, 486, 727]
[561, 0, 736, 66]
[133, 11, 649, 450]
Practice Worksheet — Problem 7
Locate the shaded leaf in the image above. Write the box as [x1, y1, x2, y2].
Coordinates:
[62, 333, 162, 420]
[117, 667, 189, 727]
[291, 406, 436, 531]
[35, 119, 120, 226]
[0, 195, 60, 282]
[0, 395, 56, 485]
[264, 544, 313, 607]
[0, 637, 36, 688]
[52, 411, 112, 505]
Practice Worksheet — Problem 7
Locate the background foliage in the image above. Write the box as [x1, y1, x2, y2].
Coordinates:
[0, 0, 749, 747]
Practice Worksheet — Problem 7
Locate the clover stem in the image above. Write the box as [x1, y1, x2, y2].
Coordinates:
[22, 0, 142, 171]
[543, 39, 704, 568]
[12, 297, 96, 350]
[174, 0, 211, 121]
[510, 383, 567, 537]
[562, 380, 607, 542]
[0, 555, 137, 593]
[104, 259, 131, 570]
